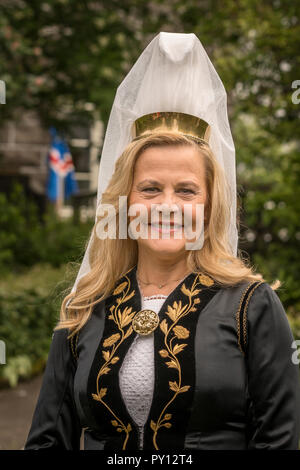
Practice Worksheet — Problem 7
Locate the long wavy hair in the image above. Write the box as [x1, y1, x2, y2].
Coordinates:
[55, 130, 278, 338]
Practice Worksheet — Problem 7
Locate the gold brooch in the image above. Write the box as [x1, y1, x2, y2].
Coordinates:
[132, 310, 160, 335]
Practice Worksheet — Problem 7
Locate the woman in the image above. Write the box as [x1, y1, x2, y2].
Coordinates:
[24, 129, 300, 450]
[24, 33, 300, 450]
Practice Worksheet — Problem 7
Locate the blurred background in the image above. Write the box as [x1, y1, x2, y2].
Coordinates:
[0, 0, 299, 450]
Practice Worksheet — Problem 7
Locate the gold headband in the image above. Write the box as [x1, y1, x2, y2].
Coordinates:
[131, 111, 211, 144]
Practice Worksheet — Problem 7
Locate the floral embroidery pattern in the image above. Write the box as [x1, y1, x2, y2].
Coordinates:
[150, 272, 214, 449]
[91, 273, 136, 450]
[90, 266, 215, 450]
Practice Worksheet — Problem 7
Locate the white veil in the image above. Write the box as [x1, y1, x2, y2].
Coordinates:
[71, 32, 238, 294]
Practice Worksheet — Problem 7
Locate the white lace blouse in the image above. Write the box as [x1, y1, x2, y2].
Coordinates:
[118, 294, 167, 450]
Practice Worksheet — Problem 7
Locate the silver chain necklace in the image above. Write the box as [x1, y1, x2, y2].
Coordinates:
[136, 270, 191, 289]
[133, 269, 191, 336]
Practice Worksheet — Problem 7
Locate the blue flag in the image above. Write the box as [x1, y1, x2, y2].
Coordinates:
[46, 127, 78, 202]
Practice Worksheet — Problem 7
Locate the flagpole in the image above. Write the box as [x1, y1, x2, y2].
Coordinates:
[56, 172, 64, 215]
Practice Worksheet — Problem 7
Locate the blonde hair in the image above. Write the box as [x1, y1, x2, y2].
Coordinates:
[55, 130, 279, 338]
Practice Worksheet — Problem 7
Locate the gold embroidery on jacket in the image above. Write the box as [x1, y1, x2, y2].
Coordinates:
[91, 274, 136, 450]
[151, 273, 214, 450]
[235, 280, 264, 355]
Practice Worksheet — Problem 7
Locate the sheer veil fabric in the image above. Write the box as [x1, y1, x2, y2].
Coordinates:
[71, 32, 238, 294]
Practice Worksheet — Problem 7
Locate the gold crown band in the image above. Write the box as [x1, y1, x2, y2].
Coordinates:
[131, 112, 211, 143]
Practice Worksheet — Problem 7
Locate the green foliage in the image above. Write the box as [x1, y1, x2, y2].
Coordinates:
[0, 287, 61, 388]
[0, 183, 43, 269]
[0, 181, 94, 387]
[0, 261, 79, 388]
[0, 182, 93, 273]
[0, 0, 143, 127]
[288, 314, 300, 343]
[2, 356, 32, 388]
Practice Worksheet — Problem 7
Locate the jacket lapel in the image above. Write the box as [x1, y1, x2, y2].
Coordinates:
[87, 264, 221, 450]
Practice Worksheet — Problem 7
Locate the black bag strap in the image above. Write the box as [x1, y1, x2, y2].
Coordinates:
[235, 280, 265, 356]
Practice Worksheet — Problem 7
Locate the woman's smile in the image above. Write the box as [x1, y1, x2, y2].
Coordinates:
[147, 222, 184, 234]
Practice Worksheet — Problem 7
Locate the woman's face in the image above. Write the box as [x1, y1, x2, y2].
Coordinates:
[128, 145, 207, 258]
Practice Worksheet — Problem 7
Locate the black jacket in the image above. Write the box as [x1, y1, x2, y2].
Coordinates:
[24, 265, 300, 450]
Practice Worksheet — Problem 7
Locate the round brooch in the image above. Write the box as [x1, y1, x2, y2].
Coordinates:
[132, 309, 160, 336]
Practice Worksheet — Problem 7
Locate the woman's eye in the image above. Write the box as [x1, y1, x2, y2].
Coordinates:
[142, 187, 159, 192]
[179, 189, 195, 194]
[142, 187, 195, 194]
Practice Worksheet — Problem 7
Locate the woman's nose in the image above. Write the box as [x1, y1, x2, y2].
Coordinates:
[151, 193, 182, 221]
[157, 190, 177, 205]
